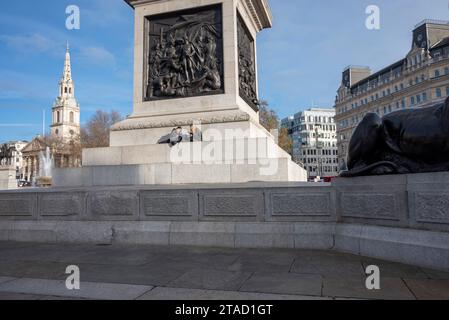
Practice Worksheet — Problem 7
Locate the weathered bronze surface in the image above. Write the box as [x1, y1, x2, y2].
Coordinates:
[237, 13, 258, 111]
[145, 5, 224, 100]
[340, 97, 449, 177]
[0, 144, 15, 166]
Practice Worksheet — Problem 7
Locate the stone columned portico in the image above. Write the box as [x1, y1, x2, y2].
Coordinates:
[53, 0, 307, 187]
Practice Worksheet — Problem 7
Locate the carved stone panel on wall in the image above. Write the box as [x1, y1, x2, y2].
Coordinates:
[237, 13, 258, 111]
[145, 5, 224, 101]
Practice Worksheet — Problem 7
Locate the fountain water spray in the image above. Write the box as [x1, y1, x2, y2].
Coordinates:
[37, 146, 53, 187]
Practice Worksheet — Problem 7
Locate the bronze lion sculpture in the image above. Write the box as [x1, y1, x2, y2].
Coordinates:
[340, 97, 449, 177]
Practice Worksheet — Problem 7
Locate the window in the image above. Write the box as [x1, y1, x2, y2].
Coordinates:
[70, 112, 74, 123]
[446, 87, 449, 96]
[435, 69, 441, 78]
[416, 95, 421, 104]
[57, 111, 60, 123]
[423, 92, 427, 101]
[64, 87, 68, 93]
[445, 67, 449, 76]
[436, 88, 442, 98]
[411, 96, 415, 105]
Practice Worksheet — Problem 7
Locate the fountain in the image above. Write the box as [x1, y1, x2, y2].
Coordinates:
[36, 147, 53, 187]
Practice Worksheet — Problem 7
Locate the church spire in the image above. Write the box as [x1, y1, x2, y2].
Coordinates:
[62, 41, 72, 82]
[59, 41, 74, 99]
[52, 42, 80, 140]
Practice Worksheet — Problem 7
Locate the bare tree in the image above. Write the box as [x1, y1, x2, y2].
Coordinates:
[258, 100, 293, 156]
[278, 127, 293, 156]
[259, 100, 279, 131]
[81, 110, 123, 148]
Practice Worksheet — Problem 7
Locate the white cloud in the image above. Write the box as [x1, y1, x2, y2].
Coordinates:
[79, 46, 116, 67]
[0, 33, 58, 53]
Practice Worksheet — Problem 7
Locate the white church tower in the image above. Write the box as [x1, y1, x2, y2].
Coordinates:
[51, 42, 80, 140]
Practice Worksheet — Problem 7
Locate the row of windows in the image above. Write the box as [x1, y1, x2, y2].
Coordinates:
[298, 140, 337, 148]
[349, 59, 449, 98]
[289, 115, 335, 127]
[297, 132, 337, 139]
[434, 67, 449, 78]
[301, 157, 338, 165]
[338, 67, 449, 115]
[338, 88, 446, 129]
[306, 166, 339, 174]
[293, 124, 336, 132]
[301, 149, 338, 156]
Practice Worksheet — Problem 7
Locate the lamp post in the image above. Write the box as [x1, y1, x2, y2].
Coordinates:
[315, 126, 323, 180]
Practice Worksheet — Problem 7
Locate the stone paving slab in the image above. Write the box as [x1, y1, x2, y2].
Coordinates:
[0, 278, 153, 300]
[290, 255, 365, 276]
[361, 259, 428, 279]
[403, 279, 449, 300]
[0, 291, 48, 300]
[225, 252, 296, 273]
[0, 241, 448, 300]
[322, 276, 416, 300]
[138, 287, 330, 300]
[420, 268, 449, 280]
[239, 272, 323, 296]
[167, 269, 253, 291]
[0, 277, 15, 285]
[0, 260, 68, 280]
[76, 262, 188, 286]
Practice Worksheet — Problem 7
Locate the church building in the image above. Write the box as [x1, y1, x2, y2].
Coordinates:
[51, 43, 81, 139]
[21, 43, 82, 183]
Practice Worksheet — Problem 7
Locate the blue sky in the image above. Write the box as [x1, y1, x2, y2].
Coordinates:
[1, 0, 449, 142]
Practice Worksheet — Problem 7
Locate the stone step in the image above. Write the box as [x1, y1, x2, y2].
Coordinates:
[110, 119, 272, 146]
[53, 157, 307, 187]
[83, 137, 292, 167]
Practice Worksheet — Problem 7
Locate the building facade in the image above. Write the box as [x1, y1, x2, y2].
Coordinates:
[22, 44, 81, 183]
[281, 108, 338, 180]
[0, 141, 28, 180]
[9, 141, 28, 179]
[335, 20, 449, 167]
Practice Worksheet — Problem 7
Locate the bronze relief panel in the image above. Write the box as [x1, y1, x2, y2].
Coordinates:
[145, 5, 224, 101]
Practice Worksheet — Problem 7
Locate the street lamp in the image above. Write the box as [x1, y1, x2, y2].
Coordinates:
[315, 126, 323, 180]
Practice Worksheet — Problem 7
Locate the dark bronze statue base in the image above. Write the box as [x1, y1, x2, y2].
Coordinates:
[340, 97, 449, 177]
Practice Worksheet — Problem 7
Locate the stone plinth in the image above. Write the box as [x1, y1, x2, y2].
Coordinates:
[55, 135, 306, 187]
[0, 166, 16, 190]
[4, 172, 449, 270]
[51, 0, 307, 186]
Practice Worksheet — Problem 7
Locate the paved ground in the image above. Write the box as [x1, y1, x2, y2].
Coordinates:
[0, 241, 448, 300]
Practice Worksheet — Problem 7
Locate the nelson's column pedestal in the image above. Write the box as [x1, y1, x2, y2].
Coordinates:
[53, 0, 307, 187]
